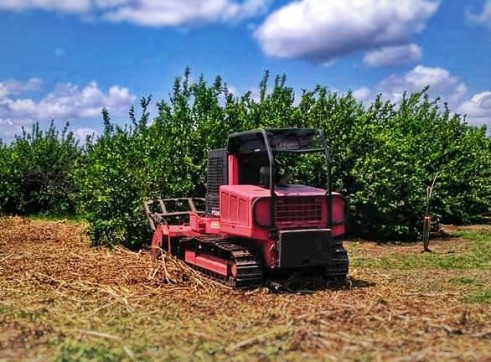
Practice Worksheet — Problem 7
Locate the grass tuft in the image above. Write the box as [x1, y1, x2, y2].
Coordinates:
[57, 342, 125, 362]
[449, 277, 481, 286]
[464, 289, 491, 304]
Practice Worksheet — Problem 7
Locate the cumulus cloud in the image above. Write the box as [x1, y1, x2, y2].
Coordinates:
[0, 78, 43, 98]
[254, 0, 438, 66]
[2, 81, 134, 119]
[0, 0, 270, 27]
[377, 65, 467, 104]
[458, 92, 491, 121]
[363, 44, 422, 67]
[351, 65, 490, 128]
[104, 0, 270, 26]
[0, 79, 135, 142]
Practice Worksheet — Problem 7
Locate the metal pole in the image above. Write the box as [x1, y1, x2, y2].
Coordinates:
[260, 129, 276, 235]
[423, 173, 438, 252]
[319, 130, 332, 229]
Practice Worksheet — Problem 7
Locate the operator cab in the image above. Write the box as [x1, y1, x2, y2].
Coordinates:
[227, 128, 326, 188]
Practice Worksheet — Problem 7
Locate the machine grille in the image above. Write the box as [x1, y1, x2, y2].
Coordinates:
[276, 197, 323, 223]
[206, 149, 228, 215]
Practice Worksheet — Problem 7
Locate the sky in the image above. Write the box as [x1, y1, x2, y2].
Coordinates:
[1, 0, 491, 142]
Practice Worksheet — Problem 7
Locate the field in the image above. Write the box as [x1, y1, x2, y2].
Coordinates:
[1, 217, 490, 361]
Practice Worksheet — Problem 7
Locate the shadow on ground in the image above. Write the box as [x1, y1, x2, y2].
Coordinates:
[263, 271, 375, 294]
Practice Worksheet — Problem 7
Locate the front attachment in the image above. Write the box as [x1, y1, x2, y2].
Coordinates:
[277, 229, 349, 278]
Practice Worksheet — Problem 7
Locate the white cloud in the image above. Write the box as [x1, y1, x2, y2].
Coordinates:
[0, 85, 7, 100]
[0, 78, 43, 98]
[3, 81, 134, 119]
[0, 79, 135, 142]
[0, 118, 17, 141]
[468, 0, 491, 28]
[458, 92, 491, 122]
[0, 0, 270, 27]
[377, 65, 467, 104]
[254, 0, 438, 65]
[352, 87, 371, 102]
[351, 65, 490, 129]
[73, 127, 99, 141]
[0, 0, 91, 13]
[363, 44, 422, 67]
[228, 0, 270, 20]
[102, 0, 270, 27]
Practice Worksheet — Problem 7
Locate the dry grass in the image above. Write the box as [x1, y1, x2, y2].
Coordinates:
[1, 217, 490, 361]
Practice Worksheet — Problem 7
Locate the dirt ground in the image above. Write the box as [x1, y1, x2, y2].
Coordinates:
[0, 217, 490, 361]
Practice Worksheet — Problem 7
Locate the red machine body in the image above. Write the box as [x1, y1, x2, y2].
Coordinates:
[145, 128, 349, 287]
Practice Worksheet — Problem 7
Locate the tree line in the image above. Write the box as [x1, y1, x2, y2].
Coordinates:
[1, 69, 490, 247]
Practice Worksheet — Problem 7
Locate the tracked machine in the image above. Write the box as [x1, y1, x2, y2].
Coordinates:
[144, 128, 349, 288]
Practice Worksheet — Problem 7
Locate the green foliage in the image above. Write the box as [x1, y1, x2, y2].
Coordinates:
[449, 277, 481, 285]
[0, 121, 80, 216]
[285, 84, 490, 240]
[465, 288, 491, 304]
[58, 342, 127, 362]
[74, 101, 153, 247]
[1, 70, 490, 246]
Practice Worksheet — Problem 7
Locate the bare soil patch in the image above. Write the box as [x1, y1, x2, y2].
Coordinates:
[1, 217, 490, 361]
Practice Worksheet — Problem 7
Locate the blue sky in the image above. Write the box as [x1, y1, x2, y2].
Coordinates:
[1, 0, 491, 142]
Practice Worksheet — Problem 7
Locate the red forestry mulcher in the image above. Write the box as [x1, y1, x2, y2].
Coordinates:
[144, 128, 349, 288]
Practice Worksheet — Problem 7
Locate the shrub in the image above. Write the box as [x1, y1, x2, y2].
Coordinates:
[0, 122, 80, 216]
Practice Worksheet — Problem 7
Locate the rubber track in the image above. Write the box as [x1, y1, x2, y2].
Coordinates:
[183, 237, 264, 289]
[324, 240, 349, 279]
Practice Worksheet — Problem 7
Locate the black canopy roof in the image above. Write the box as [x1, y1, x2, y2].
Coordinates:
[227, 128, 323, 155]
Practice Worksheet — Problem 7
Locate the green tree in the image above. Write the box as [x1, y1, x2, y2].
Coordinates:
[0, 121, 80, 215]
